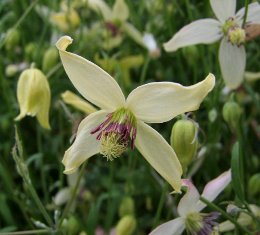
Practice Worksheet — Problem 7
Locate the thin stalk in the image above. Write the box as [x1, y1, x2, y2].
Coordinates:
[140, 55, 150, 84]
[242, 0, 249, 28]
[0, 229, 51, 235]
[57, 161, 87, 228]
[200, 197, 252, 234]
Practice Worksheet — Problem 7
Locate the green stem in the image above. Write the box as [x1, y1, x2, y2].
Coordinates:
[140, 55, 150, 84]
[0, 229, 51, 235]
[57, 161, 87, 228]
[200, 197, 252, 234]
[242, 0, 249, 28]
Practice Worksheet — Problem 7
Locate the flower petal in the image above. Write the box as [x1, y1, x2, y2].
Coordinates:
[149, 217, 185, 235]
[195, 169, 231, 212]
[210, 0, 236, 22]
[127, 74, 215, 123]
[112, 0, 129, 21]
[219, 38, 246, 89]
[135, 121, 182, 192]
[177, 179, 200, 216]
[56, 36, 126, 111]
[164, 19, 222, 52]
[87, 0, 112, 21]
[122, 22, 146, 47]
[236, 2, 260, 25]
[62, 110, 109, 174]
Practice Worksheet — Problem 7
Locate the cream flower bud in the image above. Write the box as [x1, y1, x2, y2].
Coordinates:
[42, 47, 59, 72]
[115, 215, 137, 235]
[222, 101, 242, 131]
[15, 68, 51, 129]
[170, 119, 198, 172]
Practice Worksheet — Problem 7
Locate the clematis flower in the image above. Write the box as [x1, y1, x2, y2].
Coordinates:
[88, 0, 145, 48]
[150, 170, 231, 235]
[164, 0, 260, 89]
[56, 36, 215, 192]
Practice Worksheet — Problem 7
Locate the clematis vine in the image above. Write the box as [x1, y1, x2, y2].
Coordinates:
[56, 36, 215, 192]
[150, 170, 231, 235]
[164, 0, 260, 89]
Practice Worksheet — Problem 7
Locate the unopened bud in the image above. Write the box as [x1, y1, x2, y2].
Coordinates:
[119, 197, 135, 217]
[5, 29, 20, 50]
[42, 47, 59, 72]
[170, 119, 198, 171]
[208, 109, 218, 123]
[15, 68, 51, 129]
[248, 173, 260, 197]
[222, 101, 242, 131]
[226, 204, 240, 216]
[6, 64, 18, 77]
[67, 216, 80, 235]
[25, 43, 37, 61]
[115, 215, 137, 235]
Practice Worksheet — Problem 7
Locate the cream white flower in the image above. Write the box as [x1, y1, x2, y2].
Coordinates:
[150, 170, 231, 235]
[164, 0, 260, 89]
[56, 36, 215, 192]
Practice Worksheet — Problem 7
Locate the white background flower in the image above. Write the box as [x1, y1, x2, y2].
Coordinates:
[164, 0, 260, 89]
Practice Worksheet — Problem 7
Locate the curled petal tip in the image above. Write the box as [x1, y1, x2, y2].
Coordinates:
[56, 36, 73, 51]
[206, 73, 216, 91]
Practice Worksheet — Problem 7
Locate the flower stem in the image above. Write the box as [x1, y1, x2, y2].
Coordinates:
[57, 161, 87, 229]
[200, 197, 252, 234]
[242, 0, 249, 28]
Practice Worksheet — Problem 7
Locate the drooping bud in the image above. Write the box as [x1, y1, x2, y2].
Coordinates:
[170, 119, 198, 172]
[15, 68, 51, 129]
[91, 108, 137, 161]
[115, 215, 137, 235]
[248, 173, 260, 197]
[119, 196, 135, 217]
[5, 29, 20, 51]
[42, 47, 59, 72]
[222, 101, 242, 131]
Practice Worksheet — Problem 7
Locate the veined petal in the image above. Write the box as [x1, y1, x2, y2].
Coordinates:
[122, 22, 146, 47]
[62, 110, 109, 174]
[164, 19, 222, 52]
[87, 0, 112, 21]
[135, 121, 182, 192]
[195, 170, 231, 212]
[127, 74, 215, 123]
[219, 38, 246, 89]
[149, 217, 185, 235]
[177, 179, 200, 216]
[112, 0, 129, 21]
[210, 0, 236, 22]
[236, 2, 260, 25]
[56, 36, 126, 111]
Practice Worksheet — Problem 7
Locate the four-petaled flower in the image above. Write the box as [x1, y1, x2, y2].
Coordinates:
[164, 0, 260, 89]
[56, 35, 215, 192]
[150, 170, 231, 235]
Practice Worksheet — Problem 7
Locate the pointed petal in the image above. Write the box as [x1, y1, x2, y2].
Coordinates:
[112, 0, 129, 21]
[219, 38, 246, 89]
[236, 2, 260, 25]
[149, 218, 185, 235]
[122, 22, 145, 47]
[62, 110, 109, 174]
[56, 36, 126, 110]
[210, 0, 236, 22]
[164, 19, 222, 52]
[195, 170, 231, 212]
[127, 74, 215, 123]
[87, 0, 112, 20]
[135, 121, 182, 192]
[177, 179, 200, 216]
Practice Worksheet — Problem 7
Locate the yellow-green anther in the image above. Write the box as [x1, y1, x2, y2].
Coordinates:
[185, 212, 203, 233]
[228, 27, 246, 46]
[15, 68, 51, 129]
[222, 101, 242, 131]
[222, 18, 237, 35]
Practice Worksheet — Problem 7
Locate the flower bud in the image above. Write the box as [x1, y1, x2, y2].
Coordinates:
[248, 173, 260, 197]
[115, 215, 137, 235]
[222, 101, 242, 131]
[208, 108, 218, 123]
[170, 119, 198, 171]
[5, 29, 20, 50]
[25, 43, 37, 61]
[15, 68, 51, 129]
[119, 197, 135, 217]
[67, 216, 80, 235]
[42, 47, 59, 72]
[5, 64, 18, 77]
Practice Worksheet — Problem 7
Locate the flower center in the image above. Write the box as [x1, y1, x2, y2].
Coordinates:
[185, 212, 220, 235]
[91, 108, 137, 161]
[105, 20, 121, 37]
[222, 18, 245, 46]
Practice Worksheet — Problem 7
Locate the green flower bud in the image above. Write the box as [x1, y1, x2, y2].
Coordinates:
[222, 101, 242, 131]
[15, 68, 51, 129]
[208, 108, 218, 123]
[119, 196, 135, 217]
[67, 216, 80, 235]
[170, 119, 198, 172]
[5, 64, 18, 77]
[5, 29, 20, 50]
[115, 215, 137, 235]
[248, 173, 260, 197]
[25, 43, 37, 61]
[42, 47, 59, 72]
